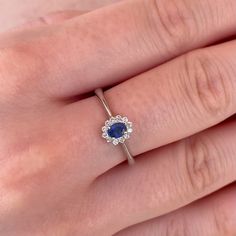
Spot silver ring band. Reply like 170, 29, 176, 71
95, 88, 135, 165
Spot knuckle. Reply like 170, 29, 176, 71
183, 135, 223, 194
213, 203, 236, 235
0, 44, 45, 98
182, 51, 233, 117
146, 0, 197, 50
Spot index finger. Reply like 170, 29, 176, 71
1, 0, 236, 98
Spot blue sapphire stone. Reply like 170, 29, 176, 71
107, 122, 127, 139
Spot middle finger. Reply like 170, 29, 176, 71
2, 0, 236, 98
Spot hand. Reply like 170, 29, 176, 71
0, 0, 236, 235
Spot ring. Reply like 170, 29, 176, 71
95, 88, 135, 165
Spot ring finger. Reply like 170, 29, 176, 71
62, 39, 236, 176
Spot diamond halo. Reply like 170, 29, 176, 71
102, 115, 133, 145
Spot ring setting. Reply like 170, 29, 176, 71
95, 88, 135, 165
102, 115, 133, 145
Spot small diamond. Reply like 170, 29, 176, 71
127, 128, 133, 133
127, 122, 132, 127
113, 139, 119, 145
106, 136, 113, 142
119, 137, 125, 143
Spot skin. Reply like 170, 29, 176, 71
0, 0, 119, 32
0, 0, 236, 235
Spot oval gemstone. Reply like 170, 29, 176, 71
107, 122, 127, 139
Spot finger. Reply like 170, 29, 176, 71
61, 40, 236, 175
115, 184, 236, 236
1, 0, 236, 97
89, 120, 236, 234
15, 10, 87, 30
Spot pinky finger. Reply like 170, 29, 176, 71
115, 183, 236, 236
